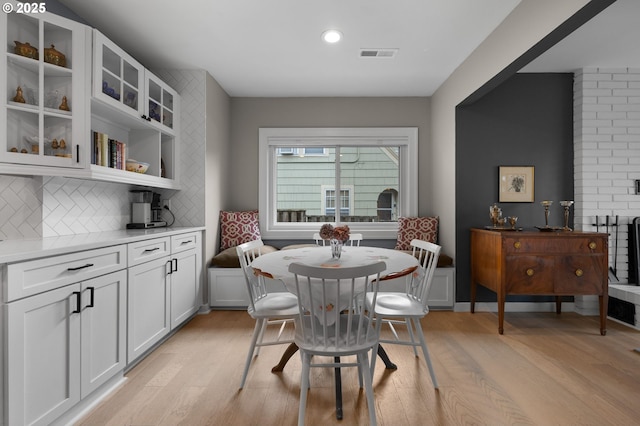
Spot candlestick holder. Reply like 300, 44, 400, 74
560, 200, 574, 231
540, 200, 553, 228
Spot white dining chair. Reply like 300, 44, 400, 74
366, 238, 441, 388
289, 261, 386, 426
313, 232, 363, 246
236, 239, 298, 389
347, 233, 363, 246
312, 232, 325, 246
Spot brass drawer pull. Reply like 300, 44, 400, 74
589, 242, 596, 250
575, 269, 583, 277
526, 268, 534, 276
514, 241, 521, 249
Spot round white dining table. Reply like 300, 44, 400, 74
251, 245, 419, 286
252, 245, 420, 326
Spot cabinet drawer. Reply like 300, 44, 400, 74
6, 245, 126, 302
505, 255, 555, 294
128, 237, 170, 266
555, 255, 606, 295
503, 236, 606, 255
171, 232, 199, 254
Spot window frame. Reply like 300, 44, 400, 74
258, 127, 418, 240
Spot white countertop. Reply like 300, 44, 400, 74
0, 227, 205, 264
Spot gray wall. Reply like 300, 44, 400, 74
455, 73, 575, 302
229, 97, 432, 215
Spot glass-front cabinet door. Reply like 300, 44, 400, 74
1, 9, 89, 168
92, 30, 144, 120
145, 71, 177, 135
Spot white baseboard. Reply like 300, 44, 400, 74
51, 374, 127, 425
454, 301, 579, 314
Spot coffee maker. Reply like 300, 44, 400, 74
127, 190, 167, 229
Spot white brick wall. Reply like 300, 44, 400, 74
574, 67, 640, 283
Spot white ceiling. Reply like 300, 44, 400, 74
520, 0, 640, 73
57, 0, 521, 97
56, 0, 639, 97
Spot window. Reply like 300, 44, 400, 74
259, 128, 418, 239
323, 186, 352, 216
277, 147, 325, 156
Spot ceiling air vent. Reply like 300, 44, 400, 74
359, 48, 398, 58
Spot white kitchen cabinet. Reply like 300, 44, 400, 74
5, 268, 126, 426
90, 30, 179, 189
127, 255, 171, 363
126, 236, 171, 363
91, 30, 144, 122
127, 232, 201, 362
0, 10, 180, 189
0, 228, 203, 425
80, 270, 127, 398
6, 284, 81, 426
169, 232, 202, 328
0, 5, 91, 171
144, 70, 177, 134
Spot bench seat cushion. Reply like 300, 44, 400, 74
211, 245, 279, 268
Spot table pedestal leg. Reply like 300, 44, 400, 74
334, 357, 343, 420
271, 343, 395, 421
271, 343, 298, 372
377, 344, 397, 370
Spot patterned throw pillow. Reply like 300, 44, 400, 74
394, 216, 439, 250
219, 211, 261, 250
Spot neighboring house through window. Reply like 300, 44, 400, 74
259, 127, 418, 239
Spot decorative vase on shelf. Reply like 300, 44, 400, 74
330, 238, 342, 259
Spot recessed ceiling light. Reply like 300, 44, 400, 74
322, 29, 343, 44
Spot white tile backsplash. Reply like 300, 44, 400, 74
42, 176, 130, 237
0, 175, 43, 239
154, 69, 206, 228
0, 175, 130, 240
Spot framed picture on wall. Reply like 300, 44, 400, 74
499, 166, 534, 202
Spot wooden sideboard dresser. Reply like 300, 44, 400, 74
470, 228, 608, 335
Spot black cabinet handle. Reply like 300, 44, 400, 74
86, 286, 95, 308
67, 263, 94, 271
143, 247, 160, 253
76, 145, 80, 163
166, 259, 173, 275
180, 240, 193, 245
72, 291, 82, 313
173, 258, 178, 273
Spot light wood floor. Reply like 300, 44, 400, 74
77, 310, 640, 425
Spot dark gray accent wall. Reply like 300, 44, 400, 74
455, 73, 574, 303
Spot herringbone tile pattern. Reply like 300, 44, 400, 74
156, 69, 207, 228
0, 175, 43, 239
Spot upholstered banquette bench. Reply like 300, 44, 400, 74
208, 212, 455, 310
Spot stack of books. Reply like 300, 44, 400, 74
92, 131, 126, 170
